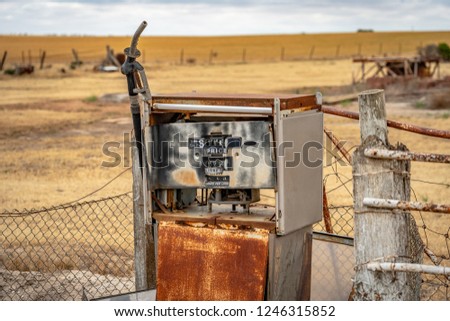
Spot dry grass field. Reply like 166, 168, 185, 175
2, 31, 450, 66
0, 32, 449, 296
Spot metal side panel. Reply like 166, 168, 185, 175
311, 232, 355, 301
275, 108, 323, 235
266, 226, 311, 300
156, 222, 269, 301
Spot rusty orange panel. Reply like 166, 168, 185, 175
156, 222, 269, 301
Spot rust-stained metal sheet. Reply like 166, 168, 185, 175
153, 212, 276, 230
156, 222, 269, 301
152, 93, 319, 112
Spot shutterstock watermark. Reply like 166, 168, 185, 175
101, 132, 349, 169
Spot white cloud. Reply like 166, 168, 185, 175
0, 1, 449, 35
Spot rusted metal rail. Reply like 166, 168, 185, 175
324, 127, 352, 163
321, 105, 450, 140
322, 185, 334, 234
367, 262, 450, 276
364, 148, 450, 164
363, 197, 450, 214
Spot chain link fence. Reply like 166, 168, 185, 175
0, 193, 135, 301
314, 205, 354, 237
1, 189, 448, 300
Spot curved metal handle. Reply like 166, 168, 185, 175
129, 21, 148, 58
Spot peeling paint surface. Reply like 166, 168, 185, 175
156, 222, 269, 301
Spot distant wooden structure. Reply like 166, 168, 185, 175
352, 56, 440, 84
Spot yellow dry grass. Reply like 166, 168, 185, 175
1, 31, 450, 66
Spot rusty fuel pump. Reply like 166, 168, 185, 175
122, 21, 324, 301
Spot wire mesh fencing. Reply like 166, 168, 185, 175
314, 205, 354, 237
0, 192, 135, 301
314, 203, 449, 301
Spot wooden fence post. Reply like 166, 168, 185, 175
309, 45, 315, 60
0, 51, 7, 71
132, 140, 147, 291
40, 51, 46, 70
352, 89, 423, 300
72, 48, 80, 65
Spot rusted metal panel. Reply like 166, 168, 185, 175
363, 197, 450, 214
152, 212, 276, 230
364, 147, 450, 164
152, 93, 320, 112
156, 222, 269, 301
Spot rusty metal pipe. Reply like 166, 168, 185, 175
367, 262, 450, 276
324, 127, 352, 163
321, 105, 450, 140
322, 184, 334, 234
364, 148, 450, 163
363, 197, 450, 214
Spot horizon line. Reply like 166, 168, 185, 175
1, 29, 450, 38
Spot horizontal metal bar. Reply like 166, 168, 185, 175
367, 262, 450, 276
364, 148, 450, 164
363, 197, 450, 214
321, 105, 450, 140
312, 231, 354, 246
153, 103, 272, 114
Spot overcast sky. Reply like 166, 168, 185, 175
1, 0, 449, 36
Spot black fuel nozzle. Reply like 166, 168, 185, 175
122, 21, 148, 170
122, 21, 148, 97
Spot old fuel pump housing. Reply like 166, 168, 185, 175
145, 93, 323, 300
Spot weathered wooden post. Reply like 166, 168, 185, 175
39, 51, 46, 70
132, 139, 147, 291
309, 45, 315, 60
72, 48, 81, 66
352, 89, 423, 300
0, 51, 7, 71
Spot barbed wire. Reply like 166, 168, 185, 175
411, 178, 450, 188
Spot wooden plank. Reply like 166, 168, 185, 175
132, 141, 148, 291
298, 232, 313, 300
